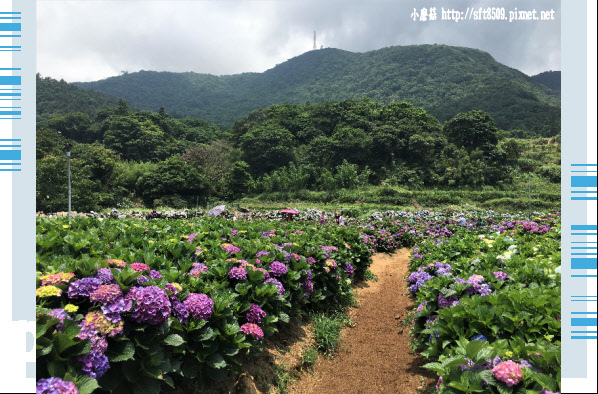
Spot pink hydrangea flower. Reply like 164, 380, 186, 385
240, 323, 264, 340
492, 360, 523, 387
129, 262, 150, 272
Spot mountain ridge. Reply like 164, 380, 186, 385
69, 44, 560, 131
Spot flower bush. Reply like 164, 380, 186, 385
34, 211, 560, 393
409, 215, 561, 393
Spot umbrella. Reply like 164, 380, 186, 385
280, 209, 299, 215
208, 205, 226, 218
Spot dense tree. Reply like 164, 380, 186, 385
229, 161, 253, 198
136, 156, 206, 205
182, 140, 235, 196
103, 116, 170, 162
43, 113, 95, 143
240, 123, 295, 176
443, 110, 499, 155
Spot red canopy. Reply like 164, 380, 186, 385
280, 209, 299, 215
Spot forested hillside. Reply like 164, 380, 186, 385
531, 71, 561, 92
35, 96, 560, 212
36, 74, 125, 121
73, 45, 560, 132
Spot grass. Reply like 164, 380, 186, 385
300, 346, 318, 369
273, 362, 294, 394
310, 312, 353, 358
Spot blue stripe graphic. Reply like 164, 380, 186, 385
572, 318, 598, 326
0, 23, 20, 31
572, 176, 598, 188
0, 76, 21, 85
0, 150, 21, 160
572, 225, 598, 230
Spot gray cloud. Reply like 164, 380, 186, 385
37, 0, 560, 82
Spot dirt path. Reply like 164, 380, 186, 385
288, 249, 435, 394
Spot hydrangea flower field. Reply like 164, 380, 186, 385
35, 212, 561, 394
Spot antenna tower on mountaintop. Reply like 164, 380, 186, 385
313, 31, 316, 50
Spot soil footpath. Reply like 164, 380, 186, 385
288, 248, 435, 394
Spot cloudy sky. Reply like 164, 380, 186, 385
36, 0, 561, 82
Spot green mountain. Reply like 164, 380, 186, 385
73, 45, 560, 131
531, 71, 561, 92
36, 74, 126, 121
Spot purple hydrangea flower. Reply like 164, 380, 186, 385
457, 358, 476, 371
101, 298, 133, 323
320, 245, 338, 253
467, 275, 485, 284
229, 266, 248, 280
302, 280, 314, 293
246, 304, 267, 324
256, 250, 269, 258
407, 268, 434, 292
221, 243, 241, 254
165, 283, 179, 298
493, 271, 508, 281
125, 286, 171, 325
89, 284, 123, 304
47, 309, 72, 332
269, 261, 288, 277
36, 378, 79, 394
435, 268, 449, 276
67, 277, 102, 299
435, 376, 442, 391
78, 352, 110, 379
137, 275, 149, 284
478, 284, 493, 297
95, 268, 115, 284
417, 301, 427, 313
90, 335, 108, 354
240, 323, 264, 340
520, 359, 534, 369
183, 293, 214, 320
344, 262, 355, 277
438, 293, 459, 308
307, 269, 312, 280
149, 270, 162, 279
189, 262, 209, 277
264, 278, 285, 295
172, 300, 189, 323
